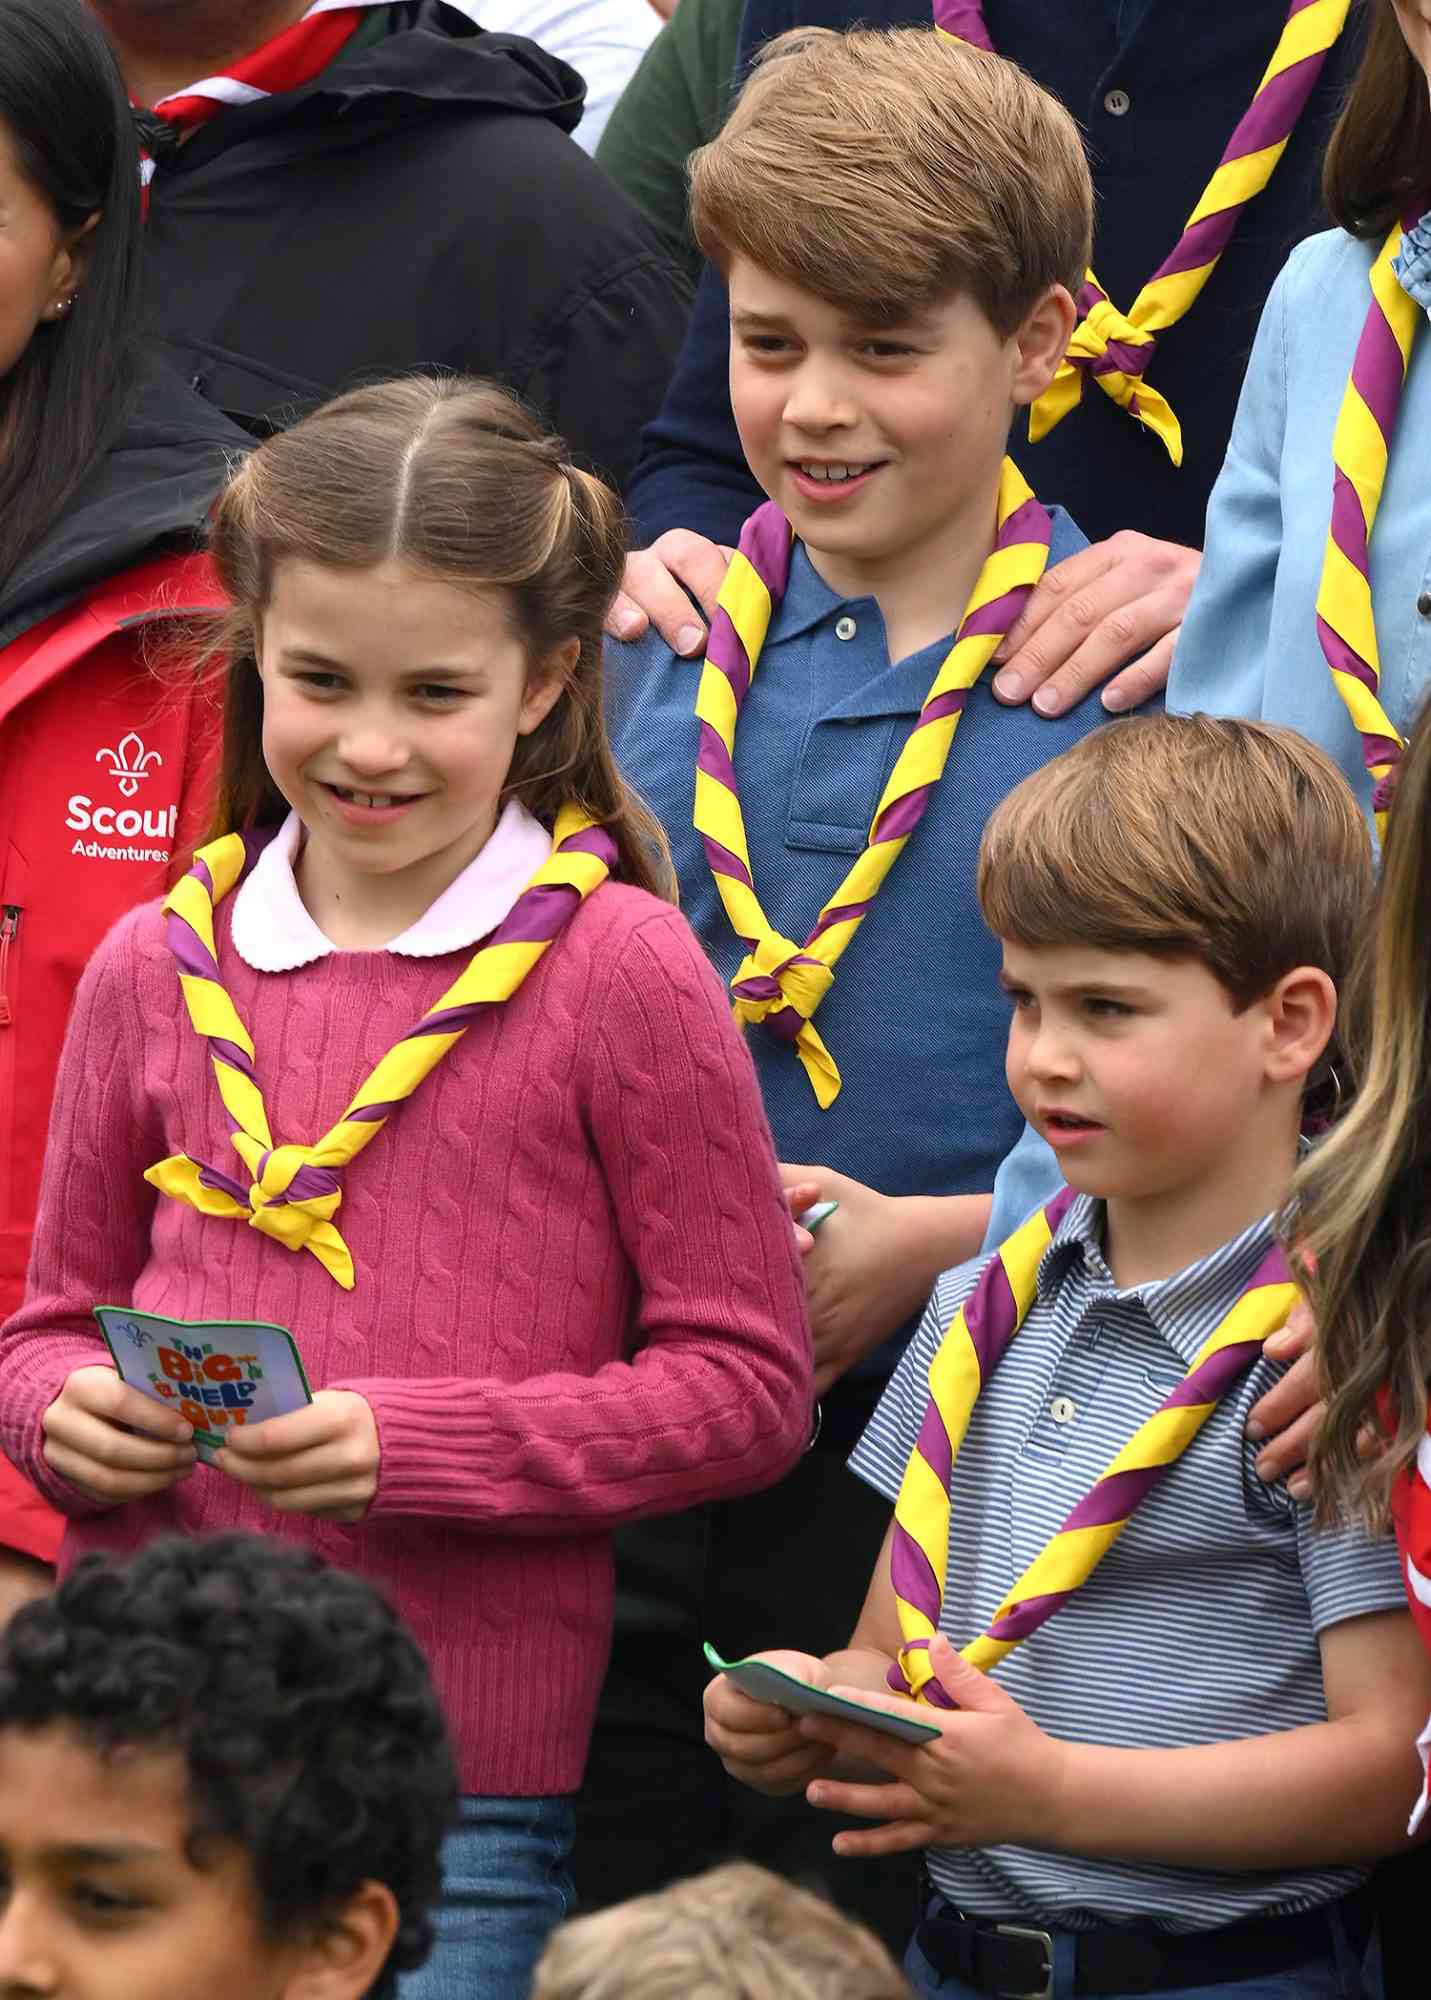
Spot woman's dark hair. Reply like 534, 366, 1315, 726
0, 0, 142, 584
0, 1534, 458, 1996
1324, 0, 1431, 238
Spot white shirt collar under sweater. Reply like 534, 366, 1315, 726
230, 800, 554, 970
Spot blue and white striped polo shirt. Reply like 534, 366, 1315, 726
850, 1193, 1409, 1933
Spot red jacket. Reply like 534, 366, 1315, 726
0, 359, 240, 1562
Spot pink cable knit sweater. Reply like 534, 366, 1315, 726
0, 883, 812, 1794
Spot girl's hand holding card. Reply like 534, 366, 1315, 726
42, 1364, 196, 1507
218, 1388, 380, 1524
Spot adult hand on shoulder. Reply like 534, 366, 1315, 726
990, 531, 1201, 717
779, 1165, 952, 1395
605, 529, 733, 655
1247, 1298, 1323, 1501
217, 1388, 379, 1524
703, 1650, 838, 1797
42, 1364, 196, 1506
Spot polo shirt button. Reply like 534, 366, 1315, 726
1103, 87, 1131, 117
1418, 590, 1431, 617
835, 615, 857, 641
1050, 1395, 1077, 1426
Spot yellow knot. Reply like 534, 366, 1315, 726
729, 933, 834, 1033
1030, 296, 1183, 464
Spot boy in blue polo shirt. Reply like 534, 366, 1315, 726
705, 715, 1430, 1999
584, 22, 1115, 1933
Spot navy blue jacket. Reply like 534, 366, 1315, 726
626, 0, 1366, 549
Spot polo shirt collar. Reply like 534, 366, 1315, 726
773, 543, 965, 723
1035, 1190, 1282, 1368
230, 798, 553, 970
1393, 207, 1431, 317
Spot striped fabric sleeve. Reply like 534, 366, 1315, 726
849, 1260, 981, 1503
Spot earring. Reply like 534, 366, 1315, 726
53, 294, 77, 318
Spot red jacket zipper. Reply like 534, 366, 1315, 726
0, 906, 19, 1027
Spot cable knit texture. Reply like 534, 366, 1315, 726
0, 884, 812, 1794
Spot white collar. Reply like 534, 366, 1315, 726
229, 800, 554, 971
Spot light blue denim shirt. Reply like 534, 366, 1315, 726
983, 218, 1431, 1254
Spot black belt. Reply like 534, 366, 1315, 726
914, 1884, 1375, 1997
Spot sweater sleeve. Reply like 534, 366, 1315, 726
0, 914, 164, 1517
351, 904, 814, 1533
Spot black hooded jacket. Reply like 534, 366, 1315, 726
138, 0, 690, 488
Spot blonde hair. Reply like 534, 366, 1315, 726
689, 27, 1092, 334
203, 375, 673, 899
1297, 708, 1431, 1528
531, 1863, 910, 2000
977, 715, 1371, 1028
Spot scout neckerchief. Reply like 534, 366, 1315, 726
695, 459, 1050, 1110
145, 806, 615, 1291
888, 1189, 1297, 1704
937, 0, 1351, 463
135, 0, 396, 197
1314, 213, 1425, 843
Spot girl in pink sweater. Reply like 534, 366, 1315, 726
0, 378, 812, 1999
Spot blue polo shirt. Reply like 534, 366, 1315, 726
605, 505, 1106, 1372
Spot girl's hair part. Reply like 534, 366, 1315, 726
1295, 705, 1431, 1528
0, 0, 142, 585
205, 375, 673, 900
1323, 0, 1431, 238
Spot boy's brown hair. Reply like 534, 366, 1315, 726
530, 1861, 910, 2000
689, 26, 1092, 334
976, 714, 1372, 1013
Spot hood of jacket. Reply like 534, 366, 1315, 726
164, 0, 586, 172
0, 355, 244, 654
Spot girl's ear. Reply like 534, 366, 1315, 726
1009, 283, 1077, 408
283, 1880, 400, 2000
49, 209, 100, 315
1263, 966, 1338, 1087
518, 635, 580, 737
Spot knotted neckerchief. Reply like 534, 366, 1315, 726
135, 0, 395, 196
937, 0, 1351, 462
145, 806, 616, 1290
695, 459, 1050, 1109
1314, 214, 1424, 843
889, 1189, 1297, 1704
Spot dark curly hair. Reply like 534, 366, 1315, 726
0, 1534, 457, 1996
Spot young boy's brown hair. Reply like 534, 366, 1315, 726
688, 26, 1092, 334
977, 713, 1373, 1013
530, 1861, 909, 2000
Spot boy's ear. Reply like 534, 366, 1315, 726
1261, 966, 1337, 1087
1009, 284, 1077, 408
284, 1881, 401, 2000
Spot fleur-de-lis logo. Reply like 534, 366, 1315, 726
96, 731, 163, 797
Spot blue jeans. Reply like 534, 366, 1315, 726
397, 1794, 574, 2000
903, 1905, 1381, 2000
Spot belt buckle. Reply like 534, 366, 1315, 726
994, 1923, 1054, 2000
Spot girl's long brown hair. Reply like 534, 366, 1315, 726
1323, 1, 1431, 239
1296, 709, 1431, 1528
205, 375, 673, 900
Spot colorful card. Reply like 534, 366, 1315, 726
703, 1642, 941, 1744
95, 1306, 313, 1466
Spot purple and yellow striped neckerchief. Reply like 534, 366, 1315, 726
695, 459, 1050, 1109
938, 0, 1350, 462
144, 805, 616, 1290
889, 1189, 1297, 1703
1314, 214, 1423, 843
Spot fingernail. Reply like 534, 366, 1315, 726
1255, 1451, 1276, 1482
993, 671, 1023, 701
1245, 1418, 1266, 1442
1288, 1473, 1312, 1502
613, 608, 641, 640
1032, 686, 1061, 716
991, 639, 1010, 663
676, 624, 703, 656
1101, 684, 1129, 712
808, 1784, 825, 1805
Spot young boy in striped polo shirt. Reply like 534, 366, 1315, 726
705, 715, 1431, 2000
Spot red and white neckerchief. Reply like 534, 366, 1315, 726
136, 0, 396, 197
1392, 1427, 1431, 1832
